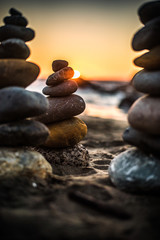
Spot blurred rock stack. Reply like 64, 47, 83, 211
35, 60, 90, 168
109, 1, 160, 192
0, 8, 52, 178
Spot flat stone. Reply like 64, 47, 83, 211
138, 1, 160, 24
3, 16, 28, 27
0, 120, 49, 146
36, 94, 85, 124
0, 59, 40, 88
42, 80, 78, 97
43, 117, 87, 148
9, 8, 22, 16
132, 69, 160, 95
128, 95, 160, 135
0, 25, 35, 42
0, 148, 52, 179
0, 38, 30, 59
123, 127, 160, 155
109, 148, 160, 192
52, 60, 68, 72
0, 87, 48, 123
132, 17, 160, 51
46, 67, 74, 86
34, 143, 90, 167
134, 46, 160, 70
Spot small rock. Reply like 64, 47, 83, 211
0, 59, 40, 88
132, 17, 160, 51
134, 46, 160, 70
0, 38, 30, 59
52, 60, 68, 72
43, 117, 87, 148
46, 67, 74, 86
3, 16, 28, 27
0, 120, 49, 146
9, 8, 22, 16
132, 69, 160, 95
138, 1, 160, 24
34, 143, 90, 167
0, 25, 35, 42
0, 148, 52, 179
128, 95, 160, 135
109, 148, 160, 192
0, 87, 48, 123
36, 94, 85, 124
42, 80, 78, 97
123, 127, 160, 155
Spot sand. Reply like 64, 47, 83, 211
0, 116, 160, 240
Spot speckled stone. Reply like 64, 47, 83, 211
138, 1, 160, 24
9, 8, 22, 16
43, 117, 87, 148
0, 38, 30, 59
0, 148, 52, 179
46, 67, 74, 86
0, 25, 35, 42
109, 148, 160, 192
132, 69, 160, 95
128, 95, 160, 135
0, 87, 48, 123
123, 127, 160, 155
3, 16, 28, 27
34, 143, 90, 167
0, 120, 49, 146
52, 60, 68, 72
132, 17, 160, 51
134, 46, 160, 70
36, 94, 85, 124
43, 80, 78, 97
0, 59, 40, 88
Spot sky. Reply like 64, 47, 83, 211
0, 0, 151, 81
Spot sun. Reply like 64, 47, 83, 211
72, 70, 80, 79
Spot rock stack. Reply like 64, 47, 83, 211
35, 60, 90, 168
0, 8, 52, 178
109, 1, 160, 192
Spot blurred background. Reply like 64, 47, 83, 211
0, 0, 149, 120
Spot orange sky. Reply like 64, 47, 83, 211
0, 0, 147, 81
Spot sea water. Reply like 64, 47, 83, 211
27, 79, 127, 121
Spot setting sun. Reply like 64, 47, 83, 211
72, 70, 81, 79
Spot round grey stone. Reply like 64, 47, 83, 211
0, 25, 35, 42
132, 69, 160, 95
132, 17, 160, 51
109, 148, 160, 192
0, 38, 30, 59
123, 127, 160, 155
0, 87, 48, 123
0, 148, 52, 179
138, 1, 160, 24
0, 120, 49, 146
42, 80, 78, 97
128, 95, 160, 135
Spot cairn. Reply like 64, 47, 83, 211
109, 1, 160, 192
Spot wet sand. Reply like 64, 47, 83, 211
0, 116, 160, 240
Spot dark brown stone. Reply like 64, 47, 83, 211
52, 60, 68, 72
138, 1, 160, 24
43, 80, 78, 97
3, 16, 28, 27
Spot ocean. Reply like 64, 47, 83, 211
27, 79, 127, 121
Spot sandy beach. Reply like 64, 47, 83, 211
0, 115, 160, 240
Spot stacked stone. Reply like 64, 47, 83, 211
109, 1, 160, 192
36, 60, 87, 148
0, 8, 52, 178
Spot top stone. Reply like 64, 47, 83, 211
138, 1, 160, 24
9, 8, 22, 16
52, 60, 68, 72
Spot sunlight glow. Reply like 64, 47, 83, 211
72, 70, 81, 79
